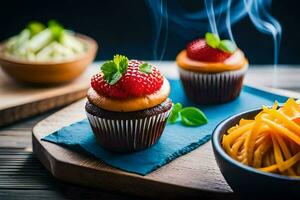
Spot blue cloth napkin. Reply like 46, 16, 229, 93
43, 80, 288, 175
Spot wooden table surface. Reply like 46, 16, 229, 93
1, 62, 300, 200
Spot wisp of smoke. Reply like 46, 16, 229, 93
145, 0, 282, 87
145, 0, 249, 59
145, 0, 168, 60
243, 0, 281, 86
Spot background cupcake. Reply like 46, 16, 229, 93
176, 33, 248, 105
86, 55, 172, 153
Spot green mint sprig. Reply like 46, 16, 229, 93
168, 103, 182, 123
205, 32, 237, 53
101, 54, 128, 85
168, 103, 208, 127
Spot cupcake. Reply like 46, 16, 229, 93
176, 32, 248, 105
86, 54, 172, 153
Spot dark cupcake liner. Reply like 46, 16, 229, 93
179, 65, 248, 105
86, 109, 171, 153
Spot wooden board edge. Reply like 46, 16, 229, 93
0, 90, 87, 127
32, 131, 233, 198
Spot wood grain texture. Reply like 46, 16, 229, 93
0, 148, 135, 200
0, 63, 97, 127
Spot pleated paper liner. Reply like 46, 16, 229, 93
179, 65, 248, 105
86, 110, 171, 153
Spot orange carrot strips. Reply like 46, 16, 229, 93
222, 99, 300, 177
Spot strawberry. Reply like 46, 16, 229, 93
91, 73, 130, 99
186, 38, 232, 62
121, 60, 164, 97
91, 55, 164, 99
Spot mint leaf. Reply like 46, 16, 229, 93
101, 61, 118, 80
167, 103, 208, 127
100, 54, 128, 85
218, 40, 237, 53
109, 71, 122, 85
139, 63, 152, 74
205, 32, 237, 53
180, 107, 208, 126
168, 103, 183, 123
113, 54, 128, 73
118, 56, 128, 74
205, 32, 220, 48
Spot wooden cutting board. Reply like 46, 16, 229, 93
0, 64, 97, 126
32, 99, 234, 199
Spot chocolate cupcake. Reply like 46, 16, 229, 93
86, 55, 172, 153
176, 32, 248, 105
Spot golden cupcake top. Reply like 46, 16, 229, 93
88, 54, 170, 112
87, 78, 170, 112
176, 32, 248, 73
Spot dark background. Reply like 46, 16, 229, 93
0, 0, 299, 64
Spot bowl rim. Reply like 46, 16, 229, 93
0, 33, 98, 65
212, 107, 300, 182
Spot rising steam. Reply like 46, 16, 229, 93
145, 0, 168, 60
145, 0, 282, 86
243, 0, 281, 86
205, 0, 218, 35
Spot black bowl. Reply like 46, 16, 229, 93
212, 108, 300, 199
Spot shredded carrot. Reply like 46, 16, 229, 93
222, 98, 300, 177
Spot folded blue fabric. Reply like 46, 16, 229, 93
43, 80, 287, 175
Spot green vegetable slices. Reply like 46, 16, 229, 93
4, 20, 86, 61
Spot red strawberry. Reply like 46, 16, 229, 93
91, 60, 164, 99
121, 60, 164, 97
186, 39, 231, 62
91, 74, 130, 99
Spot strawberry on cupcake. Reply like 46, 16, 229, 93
176, 32, 248, 104
86, 54, 172, 152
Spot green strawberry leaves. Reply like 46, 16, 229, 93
101, 61, 117, 77
109, 71, 122, 85
139, 63, 152, 74
205, 32, 220, 48
100, 55, 153, 85
168, 103, 208, 127
218, 40, 237, 54
113, 54, 128, 74
100, 54, 128, 85
205, 32, 237, 53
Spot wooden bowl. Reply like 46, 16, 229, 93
0, 34, 98, 85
